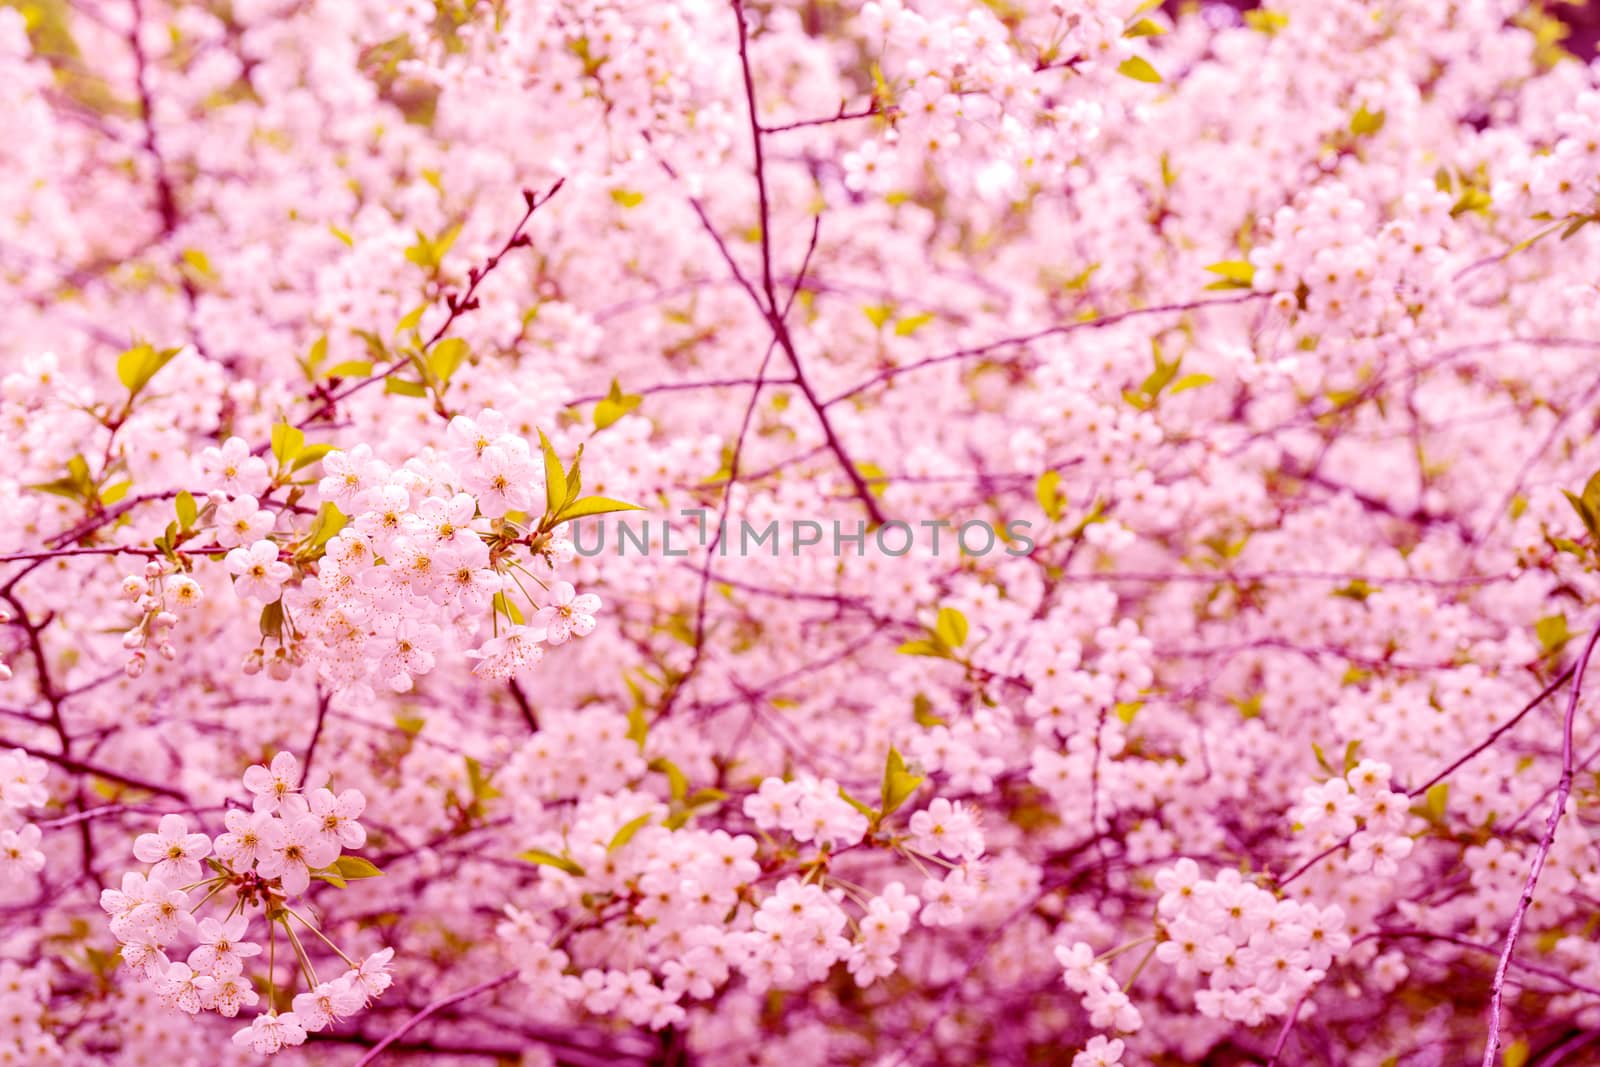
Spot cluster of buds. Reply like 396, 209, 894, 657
118, 561, 203, 677
241, 643, 305, 682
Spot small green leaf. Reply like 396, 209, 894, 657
325, 360, 374, 380
516, 848, 586, 877
395, 304, 428, 335
649, 757, 689, 802
270, 422, 305, 466
893, 311, 936, 337
881, 747, 924, 817
305, 502, 347, 551
1349, 105, 1386, 137
1116, 56, 1162, 83
333, 856, 384, 879
99, 480, 131, 506
1343, 740, 1362, 775
1036, 470, 1063, 521
291, 443, 336, 472
1244, 9, 1289, 33
1114, 701, 1143, 725
176, 491, 198, 529
1124, 17, 1165, 37
594, 378, 643, 431
934, 607, 968, 649
610, 188, 646, 208
897, 638, 949, 659
427, 338, 470, 384
1536, 614, 1571, 654
863, 303, 896, 330
608, 813, 652, 852
384, 377, 428, 398
1424, 782, 1449, 823
839, 786, 879, 820
116, 343, 181, 400
493, 591, 525, 625
1168, 373, 1214, 395
1204, 260, 1256, 288
538, 430, 567, 517
1503, 1038, 1529, 1067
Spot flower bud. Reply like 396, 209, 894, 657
241, 648, 264, 675
122, 628, 146, 650
157, 642, 177, 661
124, 653, 146, 679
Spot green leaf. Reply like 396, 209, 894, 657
516, 848, 586, 877
403, 222, 463, 272
1116, 56, 1162, 83
538, 430, 568, 516
564, 447, 583, 504
1114, 701, 1143, 725
116, 343, 181, 399
427, 337, 470, 384
291, 443, 336, 472
270, 422, 305, 466
1536, 613, 1571, 655
1503, 1039, 1529, 1067
303, 336, 329, 376
176, 490, 198, 529
1124, 17, 1165, 37
894, 311, 936, 337
384, 377, 428, 398
608, 813, 652, 852
325, 360, 374, 380
1204, 260, 1256, 288
1244, 9, 1289, 33
896, 638, 949, 659
1036, 470, 1063, 521
1424, 782, 1449, 823
99, 480, 131, 506
880, 747, 924, 818
259, 599, 286, 642
626, 704, 650, 750
839, 786, 879, 820
686, 787, 728, 807
556, 495, 643, 524
649, 757, 689, 802
934, 607, 968, 649
333, 856, 384, 879
1333, 579, 1378, 601
395, 303, 429, 335
610, 188, 646, 208
493, 591, 525, 625
1349, 106, 1386, 137
862, 303, 895, 330
305, 502, 347, 551
1168, 373, 1214, 395
1343, 740, 1362, 775
594, 378, 643, 431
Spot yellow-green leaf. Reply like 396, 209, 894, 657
880, 747, 923, 817
516, 848, 586, 876
608, 813, 652, 852
1116, 56, 1162, 83
935, 607, 968, 649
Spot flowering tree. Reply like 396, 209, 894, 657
3, 0, 1600, 1064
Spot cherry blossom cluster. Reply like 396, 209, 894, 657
101, 752, 393, 1055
